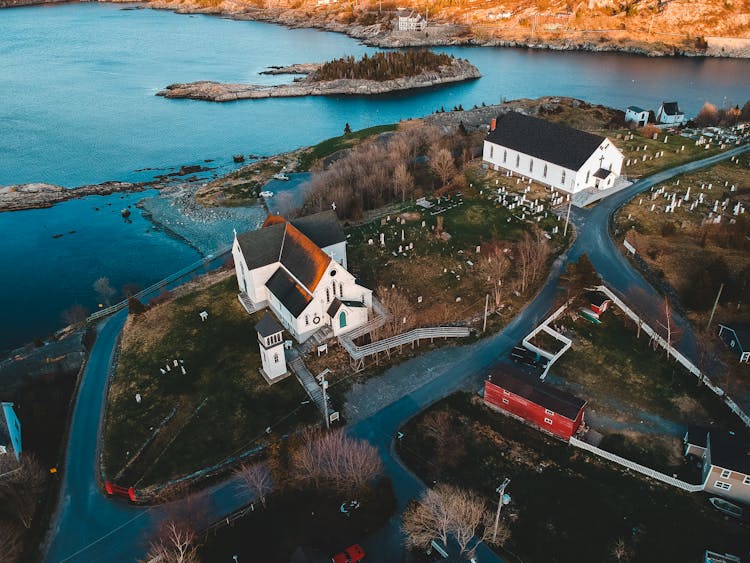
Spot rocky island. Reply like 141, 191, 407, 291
0, 181, 151, 212
157, 51, 480, 102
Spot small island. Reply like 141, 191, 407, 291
157, 50, 481, 102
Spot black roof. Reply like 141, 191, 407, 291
327, 298, 365, 317
593, 168, 611, 179
627, 106, 647, 113
709, 431, 750, 475
685, 426, 709, 448
291, 210, 346, 249
486, 112, 606, 171
585, 291, 611, 307
720, 324, 750, 347
255, 312, 284, 337
660, 101, 682, 116
488, 364, 586, 420
266, 267, 312, 317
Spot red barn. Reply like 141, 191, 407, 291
484, 365, 587, 441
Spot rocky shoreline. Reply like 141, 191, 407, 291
157, 58, 480, 102
0, 181, 153, 212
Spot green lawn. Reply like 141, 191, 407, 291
298, 123, 398, 171
103, 274, 316, 488
399, 393, 749, 563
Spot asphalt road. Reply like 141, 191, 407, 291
42, 144, 749, 563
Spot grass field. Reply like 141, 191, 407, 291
297, 123, 399, 171
103, 273, 316, 488
399, 393, 750, 563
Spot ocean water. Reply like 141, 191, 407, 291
1, 3, 749, 351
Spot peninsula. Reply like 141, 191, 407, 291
157, 51, 480, 102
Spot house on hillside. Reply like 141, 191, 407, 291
717, 324, 750, 363
684, 427, 750, 504
0, 402, 22, 461
482, 112, 624, 194
656, 101, 685, 125
625, 106, 650, 127
232, 211, 372, 346
396, 9, 427, 31
484, 365, 587, 440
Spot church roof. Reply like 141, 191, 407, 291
486, 112, 606, 172
266, 267, 313, 317
235, 211, 338, 293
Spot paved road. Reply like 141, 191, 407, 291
42, 145, 748, 563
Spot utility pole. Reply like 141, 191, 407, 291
563, 197, 572, 237
706, 283, 724, 331
316, 368, 331, 430
493, 478, 510, 542
483, 294, 489, 332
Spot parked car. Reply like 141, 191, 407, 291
510, 346, 548, 369
332, 544, 365, 563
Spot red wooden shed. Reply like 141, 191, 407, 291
484, 365, 587, 441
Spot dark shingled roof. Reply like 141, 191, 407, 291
709, 431, 750, 475
291, 210, 346, 249
486, 112, 606, 171
685, 426, 709, 448
255, 312, 284, 337
235, 211, 340, 292
660, 101, 682, 116
593, 168, 611, 179
327, 298, 365, 317
488, 364, 586, 420
236, 222, 286, 271
266, 267, 313, 317
628, 106, 647, 113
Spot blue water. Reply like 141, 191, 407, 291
1, 3, 749, 352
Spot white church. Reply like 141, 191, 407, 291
482, 112, 624, 194
232, 211, 372, 382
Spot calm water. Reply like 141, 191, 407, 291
1, 3, 749, 351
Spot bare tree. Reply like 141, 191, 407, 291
291, 428, 382, 496
402, 484, 494, 559
61, 303, 89, 325
429, 147, 457, 189
375, 285, 416, 338
477, 243, 510, 307
93, 276, 117, 306
610, 537, 632, 562
0, 521, 23, 563
234, 462, 273, 508
392, 162, 415, 202
0, 455, 46, 529
142, 521, 200, 563
516, 229, 551, 295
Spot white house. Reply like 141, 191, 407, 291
482, 112, 624, 194
232, 210, 372, 344
656, 101, 685, 125
685, 427, 750, 505
625, 106, 650, 127
396, 10, 426, 31
0, 402, 22, 461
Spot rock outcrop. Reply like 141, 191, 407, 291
0, 181, 149, 212
157, 58, 481, 102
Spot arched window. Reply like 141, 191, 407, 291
515, 154, 520, 168
339, 282, 343, 297
503, 150, 507, 163
305, 315, 309, 326
339, 311, 347, 328
543, 164, 548, 178
326, 288, 330, 302
529, 159, 533, 173
585, 171, 590, 183
490, 145, 494, 159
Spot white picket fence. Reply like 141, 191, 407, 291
594, 285, 750, 428
569, 436, 704, 492
521, 301, 573, 379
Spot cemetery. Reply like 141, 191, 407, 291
102, 272, 316, 490
398, 392, 749, 563
615, 152, 750, 382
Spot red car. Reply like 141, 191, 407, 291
331, 544, 365, 563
